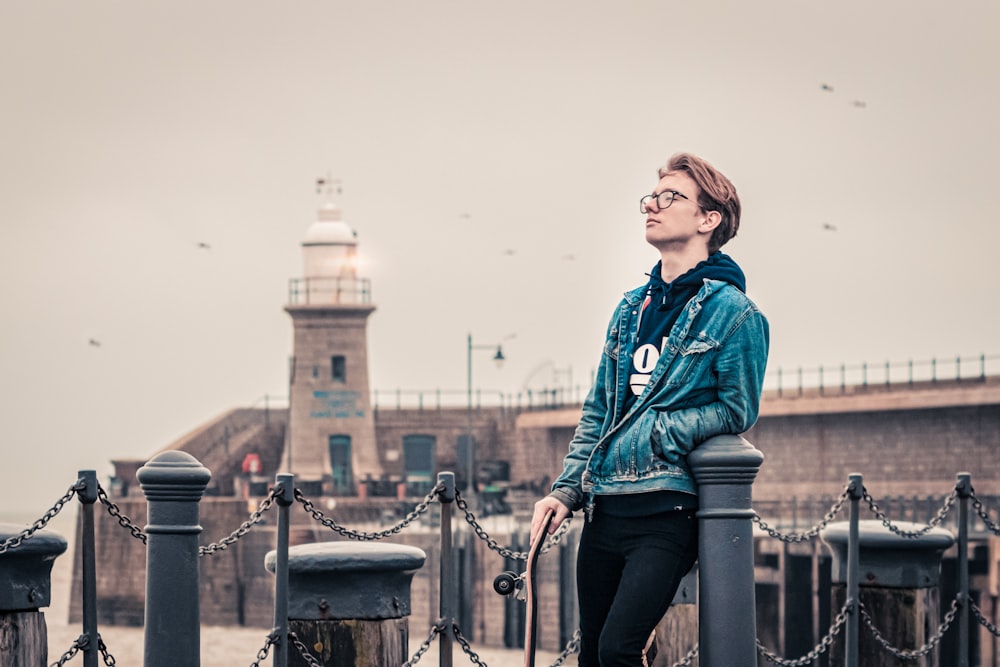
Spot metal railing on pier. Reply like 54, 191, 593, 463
2, 437, 998, 666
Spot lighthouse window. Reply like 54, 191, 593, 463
331, 355, 346, 382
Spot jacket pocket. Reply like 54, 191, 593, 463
663, 333, 720, 387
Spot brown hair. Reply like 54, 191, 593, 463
659, 153, 741, 252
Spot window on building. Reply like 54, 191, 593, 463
328, 435, 353, 496
331, 355, 346, 382
403, 434, 436, 496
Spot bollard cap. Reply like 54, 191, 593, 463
137, 450, 212, 501
821, 520, 954, 588
0, 523, 68, 611
265, 542, 427, 620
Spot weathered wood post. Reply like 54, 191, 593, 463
0, 523, 67, 666
265, 542, 427, 667
688, 433, 764, 667
823, 519, 954, 667
137, 450, 212, 667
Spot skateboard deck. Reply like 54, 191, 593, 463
523, 508, 554, 667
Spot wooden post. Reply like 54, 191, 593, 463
823, 519, 954, 667
265, 541, 426, 667
0, 523, 68, 667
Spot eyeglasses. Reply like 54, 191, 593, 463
639, 190, 693, 214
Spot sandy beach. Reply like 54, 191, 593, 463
40, 510, 566, 667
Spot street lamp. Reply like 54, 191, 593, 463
465, 333, 506, 497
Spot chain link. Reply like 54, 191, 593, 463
295, 483, 443, 540
549, 628, 581, 667
199, 487, 278, 555
1, 482, 80, 555
97, 636, 117, 666
859, 596, 960, 659
452, 621, 490, 667
972, 600, 1000, 637
402, 618, 448, 667
248, 631, 278, 667
862, 487, 957, 538
753, 487, 851, 543
970, 490, 1000, 535
50, 634, 86, 667
97, 484, 148, 544
664, 642, 699, 667
757, 599, 853, 666
288, 630, 324, 667
454, 489, 571, 561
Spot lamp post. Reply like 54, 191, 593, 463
465, 333, 506, 498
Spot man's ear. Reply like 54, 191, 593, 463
699, 210, 722, 235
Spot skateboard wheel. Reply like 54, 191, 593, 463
493, 571, 518, 596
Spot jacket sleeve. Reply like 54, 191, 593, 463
654, 306, 769, 462
548, 310, 617, 510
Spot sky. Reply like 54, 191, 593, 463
1, 1, 998, 515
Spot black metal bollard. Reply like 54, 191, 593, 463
687, 433, 764, 667
0, 523, 67, 666
137, 450, 212, 667
823, 519, 954, 667
265, 541, 427, 666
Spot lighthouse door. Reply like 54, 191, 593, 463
328, 435, 353, 495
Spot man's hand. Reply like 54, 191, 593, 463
530, 495, 572, 545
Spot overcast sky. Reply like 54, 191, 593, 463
2, 1, 997, 514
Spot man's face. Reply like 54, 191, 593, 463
643, 171, 711, 252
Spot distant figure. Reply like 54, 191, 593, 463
197, 242, 212, 250
823, 222, 838, 231
821, 83, 834, 92
531, 152, 769, 666
88, 338, 101, 347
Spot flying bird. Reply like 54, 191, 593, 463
822, 223, 838, 232
821, 83, 834, 92
88, 338, 102, 347
197, 242, 212, 250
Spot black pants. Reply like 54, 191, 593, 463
576, 508, 698, 666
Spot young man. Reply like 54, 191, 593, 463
530, 153, 769, 666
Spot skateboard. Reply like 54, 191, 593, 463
493, 508, 554, 667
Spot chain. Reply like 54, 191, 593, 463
97, 484, 148, 544
753, 487, 851, 543
859, 596, 960, 659
549, 628, 581, 667
97, 636, 117, 666
288, 631, 324, 667
452, 621, 489, 667
454, 489, 571, 561
666, 643, 699, 667
295, 483, 442, 540
1, 482, 80, 555
248, 631, 278, 667
861, 487, 957, 538
972, 600, 1000, 637
757, 599, 853, 666
50, 634, 86, 667
199, 487, 278, 555
402, 618, 448, 667
970, 490, 1000, 535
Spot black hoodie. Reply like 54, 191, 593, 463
625, 252, 746, 407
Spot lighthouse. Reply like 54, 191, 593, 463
284, 199, 381, 494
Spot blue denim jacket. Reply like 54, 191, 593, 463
550, 278, 769, 511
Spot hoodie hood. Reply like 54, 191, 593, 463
645, 251, 746, 312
